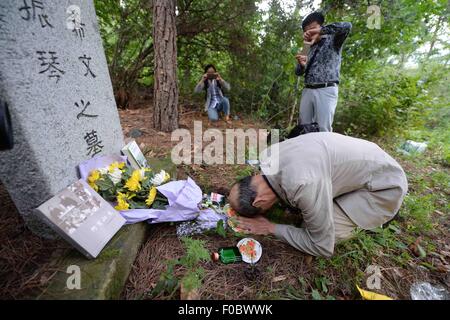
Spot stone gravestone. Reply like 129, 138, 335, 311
0, 0, 124, 238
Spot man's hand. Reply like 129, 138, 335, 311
303, 27, 321, 42
216, 73, 222, 82
308, 33, 321, 44
296, 54, 307, 67
235, 216, 276, 235
202, 73, 208, 81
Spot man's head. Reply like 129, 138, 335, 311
228, 175, 278, 218
204, 64, 217, 74
301, 11, 325, 32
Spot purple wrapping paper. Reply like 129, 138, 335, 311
78, 155, 220, 226
120, 177, 203, 224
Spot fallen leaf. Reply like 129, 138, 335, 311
272, 275, 287, 283
305, 255, 313, 266
356, 285, 393, 300
434, 261, 450, 273
417, 244, 427, 258
409, 237, 427, 258
392, 267, 404, 278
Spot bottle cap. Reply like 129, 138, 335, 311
211, 252, 219, 262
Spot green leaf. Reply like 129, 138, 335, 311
417, 244, 427, 258
216, 219, 226, 238
179, 237, 210, 268
151, 199, 168, 209
96, 176, 114, 191
129, 201, 148, 209
311, 289, 323, 300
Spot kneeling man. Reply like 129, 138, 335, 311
228, 133, 408, 257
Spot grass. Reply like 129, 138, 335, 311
145, 237, 210, 299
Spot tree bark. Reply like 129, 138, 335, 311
153, 0, 179, 132
427, 15, 443, 59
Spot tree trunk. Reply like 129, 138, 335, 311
427, 15, 443, 59
152, 0, 179, 132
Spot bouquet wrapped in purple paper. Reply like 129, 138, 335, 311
78, 155, 219, 226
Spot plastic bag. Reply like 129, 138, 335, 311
398, 140, 427, 155
176, 208, 227, 237
410, 282, 450, 300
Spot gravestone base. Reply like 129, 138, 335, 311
37, 223, 147, 300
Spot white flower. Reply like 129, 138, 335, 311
98, 167, 108, 175
139, 168, 147, 180
151, 170, 166, 186
108, 167, 122, 185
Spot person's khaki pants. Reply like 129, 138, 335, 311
299, 201, 357, 242
333, 201, 357, 242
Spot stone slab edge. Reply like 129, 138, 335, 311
37, 222, 147, 300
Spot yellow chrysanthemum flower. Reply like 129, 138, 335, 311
125, 170, 143, 192
164, 172, 170, 183
145, 187, 157, 207
132, 169, 144, 181
87, 170, 101, 191
125, 177, 140, 192
108, 161, 126, 173
114, 192, 130, 211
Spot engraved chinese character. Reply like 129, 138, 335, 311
66, 5, 85, 39
84, 130, 104, 157
19, 0, 53, 28
36, 51, 65, 82
79, 55, 96, 78
75, 99, 98, 119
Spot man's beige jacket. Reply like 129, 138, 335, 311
260, 133, 408, 257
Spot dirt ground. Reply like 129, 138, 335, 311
0, 182, 70, 299
122, 224, 311, 300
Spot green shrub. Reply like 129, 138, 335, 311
334, 66, 430, 137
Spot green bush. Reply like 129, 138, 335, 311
334, 66, 430, 137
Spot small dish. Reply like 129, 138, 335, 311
237, 238, 262, 264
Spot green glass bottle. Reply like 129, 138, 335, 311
211, 247, 243, 264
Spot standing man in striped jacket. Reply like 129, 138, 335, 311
295, 11, 352, 132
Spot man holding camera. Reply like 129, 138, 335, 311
194, 64, 231, 123
295, 11, 352, 132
